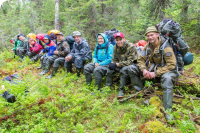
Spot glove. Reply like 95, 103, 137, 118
109, 63, 117, 70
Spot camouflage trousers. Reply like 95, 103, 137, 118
106, 65, 130, 86
16, 49, 27, 59
46, 55, 65, 68
64, 56, 91, 68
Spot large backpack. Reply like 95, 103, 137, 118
104, 28, 120, 45
65, 35, 75, 50
157, 19, 191, 75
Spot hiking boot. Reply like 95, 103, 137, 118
37, 61, 44, 69
67, 67, 72, 73
38, 70, 46, 75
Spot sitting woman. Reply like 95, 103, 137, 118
27, 37, 43, 62
38, 35, 57, 75
84, 33, 114, 91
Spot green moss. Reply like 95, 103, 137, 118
140, 121, 175, 133
149, 96, 164, 118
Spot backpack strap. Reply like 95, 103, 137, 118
96, 42, 110, 55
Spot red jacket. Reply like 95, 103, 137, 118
29, 42, 43, 54
36, 34, 47, 42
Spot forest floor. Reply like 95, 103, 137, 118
0, 50, 200, 133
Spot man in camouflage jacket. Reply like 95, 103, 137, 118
128, 26, 177, 120
46, 32, 70, 79
106, 32, 138, 98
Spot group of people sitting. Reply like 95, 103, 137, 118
10, 26, 178, 120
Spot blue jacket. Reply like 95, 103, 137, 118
43, 35, 57, 57
68, 38, 92, 61
93, 33, 114, 66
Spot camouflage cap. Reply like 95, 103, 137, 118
144, 26, 159, 36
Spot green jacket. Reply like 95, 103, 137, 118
13, 39, 21, 50
112, 40, 138, 67
18, 38, 28, 50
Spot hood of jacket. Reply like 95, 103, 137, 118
96, 33, 108, 48
44, 35, 51, 45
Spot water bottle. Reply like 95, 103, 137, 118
177, 51, 184, 71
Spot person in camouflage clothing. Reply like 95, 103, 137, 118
16, 34, 29, 59
128, 26, 177, 120
65, 31, 92, 77
106, 32, 138, 98
45, 32, 70, 79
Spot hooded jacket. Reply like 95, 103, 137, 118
42, 35, 57, 57
29, 42, 43, 54
13, 39, 21, 50
93, 33, 114, 66
68, 38, 92, 61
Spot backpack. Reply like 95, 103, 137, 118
3, 74, 23, 84
158, 19, 191, 75
104, 28, 120, 45
96, 42, 110, 55
65, 35, 75, 50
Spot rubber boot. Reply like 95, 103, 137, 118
163, 90, 173, 120
106, 76, 113, 86
67, 67, 72, 73
46, 67, 58, 79
117, 77, 127, 99
91, 78, 102, 95
129, 75, 143, 93
38, 63, 48, 75
76, 68, 81, 77
85, 74, 92, 85
37, 61, 43, 69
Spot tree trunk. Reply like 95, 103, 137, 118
55, 0, 59, 30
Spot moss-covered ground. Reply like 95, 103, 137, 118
0, 50, 200, 133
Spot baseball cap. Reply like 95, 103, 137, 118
114, 32, 125, 38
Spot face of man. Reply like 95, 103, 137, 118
19, 36, 24, 41
57, 35, 64, 42
44, 39, 49, 43
146, 32, 159, 45
97, 35, 104, 45
74, 36, 82, 44
28, 38, 35, 45
115, 36, 125, 47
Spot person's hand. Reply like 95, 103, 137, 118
39, 51, 43, 55
65, 55, 72, 62
41, 56, 43, 60
54, 51, 59, 55
17, 48, 19, 51
143, 69, 150, 79
95, 63, 100, 68
149, 72, 156, 79
116, 63, 120, 67
11, 49, 14, 53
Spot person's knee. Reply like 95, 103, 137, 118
128, 65, 139, 75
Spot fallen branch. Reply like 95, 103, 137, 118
118, 90, 143, 103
